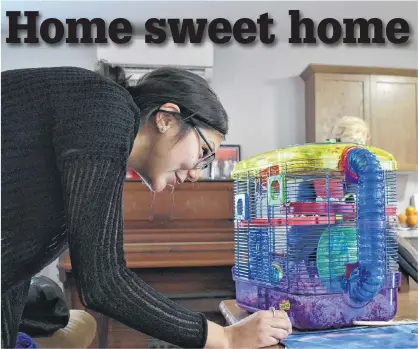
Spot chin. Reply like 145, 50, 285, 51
152, 184, 167, 193
150, 178, 169, 193
139, 171, 171, 193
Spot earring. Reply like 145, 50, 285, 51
161, 126, 166, 133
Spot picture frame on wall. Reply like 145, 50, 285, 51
209, 144, 241, 180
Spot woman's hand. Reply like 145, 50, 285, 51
224, 308, 292, 349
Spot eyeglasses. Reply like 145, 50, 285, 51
155, 109, 216, 170
193, 126, 215, 169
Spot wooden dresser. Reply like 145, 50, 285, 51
58, 180, 236, 348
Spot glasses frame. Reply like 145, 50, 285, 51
155, 109, 216, 169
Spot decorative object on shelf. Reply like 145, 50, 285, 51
126, 168, 141, 180
398, 206, 418, 229
210, 145, 241, 180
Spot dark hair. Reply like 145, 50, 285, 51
98, 61, 228, 138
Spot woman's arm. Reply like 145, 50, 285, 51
50, 68, 211, 348
60, 154, 210, 348
206, 322, 229, 348
52, 67, 291, 349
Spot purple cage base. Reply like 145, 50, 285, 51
233, 267, 401, 330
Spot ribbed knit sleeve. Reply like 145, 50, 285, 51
48, 67, 208, 348
50, 67, 140, 160
59, 155, 208, 348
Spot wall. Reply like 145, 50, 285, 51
207, 2, 417, 211
2, 1, 417, 285
3, 1, 416, 157
206, 1, 417, 210
397, 172, 418, 211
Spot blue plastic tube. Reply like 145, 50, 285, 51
344, 147, 386, 304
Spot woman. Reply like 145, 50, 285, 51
330, 115, 370, 145
297, 115, 370, 202
1, 65, 292, 349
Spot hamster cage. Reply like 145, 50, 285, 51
231, 142, 400, 330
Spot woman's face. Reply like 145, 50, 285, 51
128, 104, 224, 193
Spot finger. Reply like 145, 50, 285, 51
277, 310, 290, 320
268, 328, 290, 342
259, 336, 280, 348
270, 318, 293, 334
280, 312, 293, 334
274, 310, 291, 327
259, 309, 293, 334
258, 330, 288, 349
261, 309, 292, 332
267, 309, 288, 320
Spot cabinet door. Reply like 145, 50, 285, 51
370, 75, 418, 171
313, 73, 370, 142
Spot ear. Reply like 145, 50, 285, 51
155, 103, 181, 134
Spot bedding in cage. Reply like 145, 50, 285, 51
231, 142, 400, 330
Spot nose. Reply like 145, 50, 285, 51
187, 168, 201, 182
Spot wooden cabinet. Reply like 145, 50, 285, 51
369, 75, 418, 171
301, 64, 418, 171
58, 180, 236, 348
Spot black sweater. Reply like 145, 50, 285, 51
1, 66, 208, 348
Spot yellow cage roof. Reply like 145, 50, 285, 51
231, 142, 397, 178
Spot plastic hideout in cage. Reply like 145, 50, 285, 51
231, 141, 400, 331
